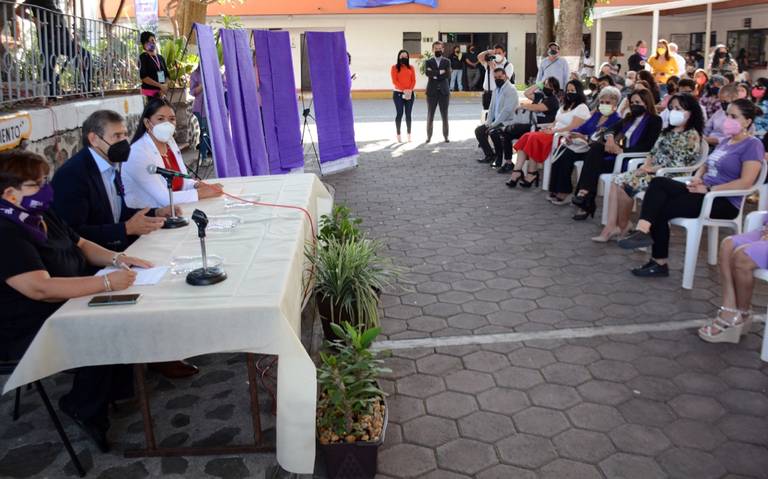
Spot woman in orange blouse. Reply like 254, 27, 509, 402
391, 50, 416, 142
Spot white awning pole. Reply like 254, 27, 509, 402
651, 9, 660, 50
705, 2, 712, 54
595, 18, 603, 67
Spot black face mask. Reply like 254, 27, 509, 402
399, 58, 408, 65
629, 104, 647, 117
566, 92, 579, 103
548, 49, 558, 57
434, 51, 443, 57
494, 78, 506, 88
542, 87, 553, 96
720, 101, 730, 111
99, 136, 131, 164
589, 83, 598, 90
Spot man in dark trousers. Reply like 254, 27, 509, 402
424, 41, 451, 143
51, 110, 200, 379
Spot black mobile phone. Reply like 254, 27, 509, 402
88, 294, 140, 307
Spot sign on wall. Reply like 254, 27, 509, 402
0, 113, 32, 152
134, 0, 158, 30
347, 0, 437, 8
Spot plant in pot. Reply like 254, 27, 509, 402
317, 322, 390, 479
306, 237, 398, 341
317, 205, 363, 246
158, 35, 199, 146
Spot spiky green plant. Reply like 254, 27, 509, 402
317, 205, 363, 246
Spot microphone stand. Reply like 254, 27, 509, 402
162, 174, 189, 229
186, 209, 227, 286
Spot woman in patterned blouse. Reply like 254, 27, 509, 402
592, 93, 704, 242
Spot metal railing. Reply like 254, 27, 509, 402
0, 0, 140, 108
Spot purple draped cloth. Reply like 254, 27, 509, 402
305, 31, 359, 174
221, 29, 269, 176
194, 23, 237, 178
252, 30, 304, 174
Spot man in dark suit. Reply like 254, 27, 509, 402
425, 41, 451, 143
51, 110, 199, 379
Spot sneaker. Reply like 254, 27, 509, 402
631, 260, 669, 277
617, 231, 653, 250
497, 163, 514, 174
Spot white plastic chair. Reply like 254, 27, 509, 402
758, 183, 768, 211
744, 210, 768, 362
542, 132, 566, 192
671, 160, 768, 290
596, 151, 649, 225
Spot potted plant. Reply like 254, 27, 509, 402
306, 237, 397, 340
317, 322, 389, 479
318, 205, 363, 246
158, 36, 199, 147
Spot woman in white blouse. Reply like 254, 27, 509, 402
123, 98, 222, 209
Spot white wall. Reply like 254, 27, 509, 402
233, 14, 537, 91
591, 4, 768, 79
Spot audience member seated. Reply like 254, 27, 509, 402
51, 110, 200, 380
617, 80, 651, 117
693, 69, 709, 98
594, 93, 704, 242
587, 75, 615, 111
571, 89, 663, 220
620, 71, 637, 98
754, 78, 768, 138
506, 79, 591, 188
703, 83, 739, 148
658, 75, 680, 110
735, 82, 750, 101
475, 68, 519, 168
547, 86, 622, 204
637, 70, 662, 103
700, 73, 727, 119
0, 150, 147, 452
660, 79, 706, 126
618, 99, 765, 277
123, 98, 223, 209
496, 77, 561, 174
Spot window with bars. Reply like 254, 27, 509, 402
403, 32, 422, 56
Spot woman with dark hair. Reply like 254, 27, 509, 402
710, 44, 738, 77
637, 69, 661, 103
0, 149, 148, 451
619, 99, 765, 277
594, 94, 704, 241
506, 79, 591, 187
138, 31, 169, 99
648, 39, 677, 85
659, 75, 680, 110
123, 98, 222, 208
547, 86, 623, 204
391, 49, 416, 143
627, 40, 648, 72
753, 77, 768, 138
571, 88, 663, 220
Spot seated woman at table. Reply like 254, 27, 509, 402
618, 99, 765, 277
506, 79, 591, 188
123, 98, 222, 209
593, 94, 703, 242
0, 149, 151, 452
570, 89, 663, 220
546, 86, 622, 204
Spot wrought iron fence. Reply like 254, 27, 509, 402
0, 0, 140, 108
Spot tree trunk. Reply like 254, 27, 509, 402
556, 0, 585, 76
536, 0, 555, 58
176, 0, 209, 44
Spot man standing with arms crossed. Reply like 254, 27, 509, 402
425, 41, 451, 143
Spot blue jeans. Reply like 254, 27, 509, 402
393, 91, 415, 135
193, 112, 210, 160
450, 69, 463, 91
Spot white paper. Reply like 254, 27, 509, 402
95, 266, 169, 286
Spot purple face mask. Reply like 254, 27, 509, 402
20, 183, 54, 214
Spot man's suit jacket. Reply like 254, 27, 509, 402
425, 56, 451, 97
51, 147, 151, 252
486, 81, 520, 128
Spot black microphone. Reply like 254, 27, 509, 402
147, 164, 193, 179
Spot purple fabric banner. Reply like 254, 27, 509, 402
252, 30, 304, 174
221, 29, 269, 176
305, 31, 359, 174
194, 23, 237, 178
347, 0, 437, 7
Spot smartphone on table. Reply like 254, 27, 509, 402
88, 294, 140, 307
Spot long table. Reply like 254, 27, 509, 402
2, 174, 332, 474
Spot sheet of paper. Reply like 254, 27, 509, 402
95, 266, 169, 286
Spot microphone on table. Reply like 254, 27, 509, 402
147, 164, 194, 179
186, 209, 227, 286
147, 165, 190, 229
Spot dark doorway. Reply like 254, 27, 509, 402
300, 33, 311, 92
525, 32, 537, 85
439, 32, 509, 90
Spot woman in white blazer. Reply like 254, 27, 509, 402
123, 98, 222, 209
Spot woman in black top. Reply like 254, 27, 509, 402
139, 31, 169, 99
0, 150, 151, 452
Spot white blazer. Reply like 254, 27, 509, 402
123, 133, 199, 208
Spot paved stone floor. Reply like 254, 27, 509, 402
1, 99, 767, 478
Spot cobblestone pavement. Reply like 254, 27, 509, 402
1, 99, 766, 478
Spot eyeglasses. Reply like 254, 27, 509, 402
21, 179, 47, 189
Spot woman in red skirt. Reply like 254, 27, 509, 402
508, 79, 592, 187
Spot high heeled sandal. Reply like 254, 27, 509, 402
506, 170, 523, 188
520, 171, 540, 188
698, 307, 750, 344
591, 228, 621, 243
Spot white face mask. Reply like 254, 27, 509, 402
151, 121, 176, 143
495, 54, 504, 63
598, 104, 615, 116
668, 110, 688, 126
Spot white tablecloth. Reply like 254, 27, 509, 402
2, 173, 332, 474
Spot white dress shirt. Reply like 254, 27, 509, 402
123, 133, 198, 209
89, 147, 122, 222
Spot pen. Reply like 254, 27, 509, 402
119, 262, 132, 272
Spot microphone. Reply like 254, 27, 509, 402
147, 164, 193, 179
